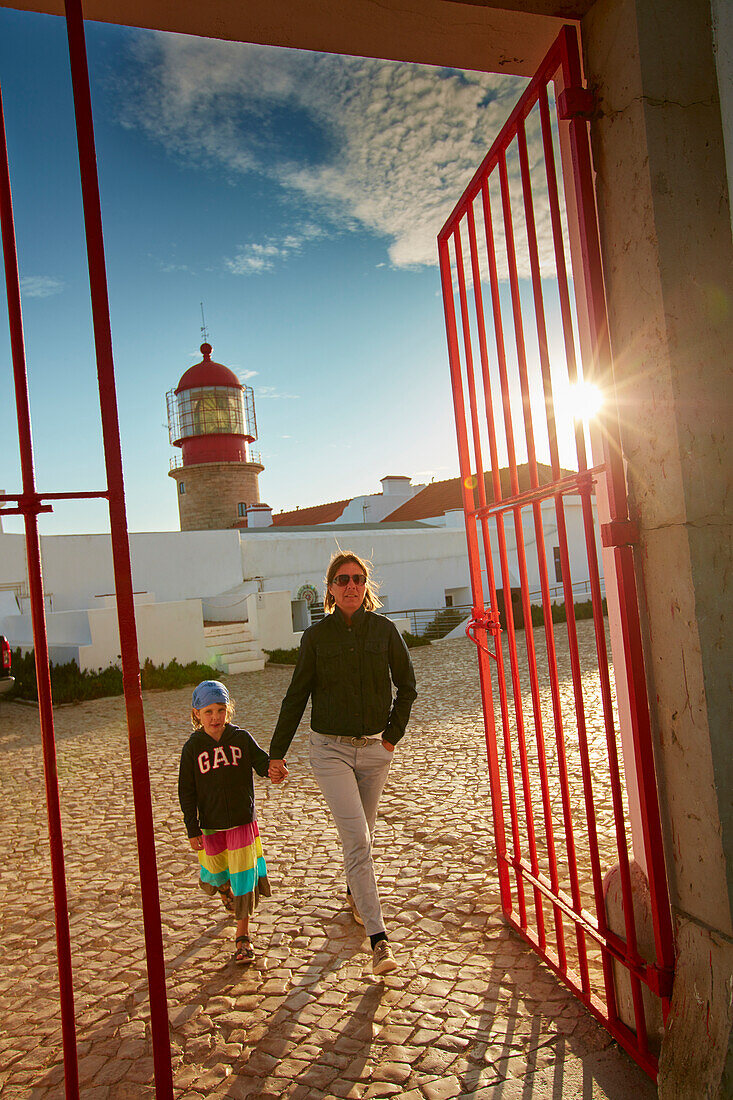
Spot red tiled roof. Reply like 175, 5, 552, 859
271, 499, 351, 526
383, 464, 567, 522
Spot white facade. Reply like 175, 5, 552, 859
334, 476, 426, 526
0, 494, 602, 670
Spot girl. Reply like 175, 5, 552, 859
178, 679, 281, 963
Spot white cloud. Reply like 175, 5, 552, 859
120, 34, 564, 274
256, 385, 299, 400
226, 225, 325, 276
21, 275, 64, 299
157, 260, 191, 273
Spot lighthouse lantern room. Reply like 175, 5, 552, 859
167, 343, 265, 530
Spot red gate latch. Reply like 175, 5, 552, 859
466, 609, 502, 660
600, 519, 639, 548
557, 87, 596, 120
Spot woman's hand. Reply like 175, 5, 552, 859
189, 835, 204, 851
269, 759, 289, 783
381, 739, 395, 752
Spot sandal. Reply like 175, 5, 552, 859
234, 935, 255, 965
218, 884, 236, 914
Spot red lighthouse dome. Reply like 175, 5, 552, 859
167, 342, 257, 466
175, 342, 242, 393
167, 343, 265, 531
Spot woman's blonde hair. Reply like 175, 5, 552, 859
324, 551, 382, 614
191, 699, 236, 730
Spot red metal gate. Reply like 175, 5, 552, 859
438, 25, 674, 1079
0, 1, 173, 1096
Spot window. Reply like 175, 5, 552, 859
179, 482, 185, 495
445, 594, 454, 608
237, 502, 247, 517
176, 386, 245, 437
553, 546, 562, 583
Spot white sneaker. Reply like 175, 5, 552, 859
372, 940, 398, 975
347, 893, 364, 926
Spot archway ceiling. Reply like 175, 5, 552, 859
0, 0, 595, 76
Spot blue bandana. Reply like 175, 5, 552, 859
192, 680, 230, 709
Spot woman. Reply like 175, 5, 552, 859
269, 550, 417, 975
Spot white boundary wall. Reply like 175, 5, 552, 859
0, 499, 601, 665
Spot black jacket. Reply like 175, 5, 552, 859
178, 723, 270, 838
270, 605, 417, 760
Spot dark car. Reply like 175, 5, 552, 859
0, 636, 14, 694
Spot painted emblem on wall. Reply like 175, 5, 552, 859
296, 583, 319, 607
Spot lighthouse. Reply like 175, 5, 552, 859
167, 343, 265, 530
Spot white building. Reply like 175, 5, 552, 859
0, 467, 602, 674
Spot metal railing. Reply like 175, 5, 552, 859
169, 450, 262, 471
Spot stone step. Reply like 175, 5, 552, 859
217, 656, 266, 674
203, 619, 264, 675
204, 624, 254, 642
207, 640, 259, 657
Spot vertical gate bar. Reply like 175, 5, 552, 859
538, 83, 619, 1006
62, 2, 174, 1094
438, 35, 564, 246
559, 21, 675, 999
516, 115, 561, 474
438, 232, 512, 914
478, 177, 545, 943
579, 489, 651, 1042
465, 200, 527, 928
537, 85, 589, 473
0, 83, 80, 1100
613, 547, 677, 984
498, 147, 566, 966
515, 114, 591, 989
557, 25, 627, 523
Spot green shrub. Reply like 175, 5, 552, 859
401, 631, 431, 648
8, 649, 217, 705
529, 597, 608, 627
140, 658, 218, 691
423, 607, 467, 640
264, 647, 301, 665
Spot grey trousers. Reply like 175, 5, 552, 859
308, 732, 393, 936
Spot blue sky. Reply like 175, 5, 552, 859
0, 10, 535, 535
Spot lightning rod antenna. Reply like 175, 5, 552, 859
200, 302, 209, 343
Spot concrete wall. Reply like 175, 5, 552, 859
245, 590, 301, 651
78, 597, 208, 671
712, 0, 733, 234
582, 1, 733, 1094
4, 594, 208, 671
0, 530, 245, 615
237, 526, 472, 612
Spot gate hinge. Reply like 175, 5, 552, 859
557, 87, 596, 120
601, 519, 639, 548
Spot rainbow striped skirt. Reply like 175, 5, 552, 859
198, 820, 271, 919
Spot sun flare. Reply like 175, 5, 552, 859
568, 380, 603, 421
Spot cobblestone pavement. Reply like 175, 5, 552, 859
0, 624, 657, 1099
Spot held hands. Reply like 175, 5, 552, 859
189, 835, 204, 851
269, 758, 289, 784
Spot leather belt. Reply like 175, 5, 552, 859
333, 735, 380, 747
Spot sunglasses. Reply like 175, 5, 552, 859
331, 573, 367, 587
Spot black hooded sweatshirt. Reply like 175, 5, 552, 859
178, 723, 270, 838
